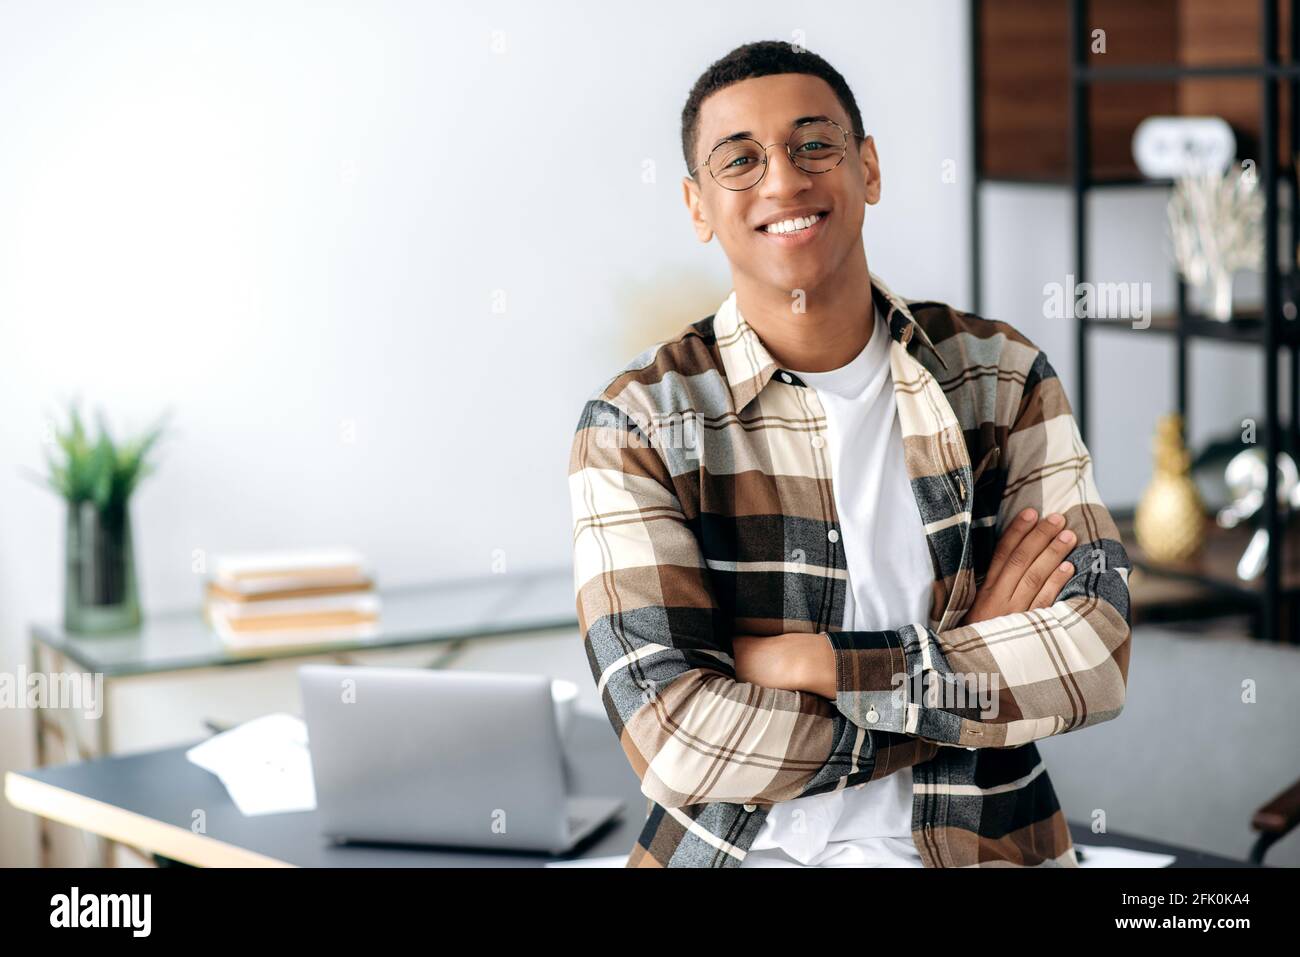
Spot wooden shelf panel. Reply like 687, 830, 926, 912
978, 0, 1297, 181
1083, 310, 1300, 345
1115, 513, 1300, 599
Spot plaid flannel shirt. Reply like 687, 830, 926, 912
568, 271, 1132, 867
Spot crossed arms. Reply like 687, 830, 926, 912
568, 351, 1132, 809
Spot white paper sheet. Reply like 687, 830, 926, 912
543, 854, 628, 867
185, 713, 317, 816
1074, 842, 1176, 868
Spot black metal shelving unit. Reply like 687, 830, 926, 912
970, 0, 1300, 642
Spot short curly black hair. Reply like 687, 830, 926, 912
681, 39, 864, 178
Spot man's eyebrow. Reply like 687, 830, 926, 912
708, 115, 833, 152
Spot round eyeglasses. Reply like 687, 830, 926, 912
689, 119, 865, 191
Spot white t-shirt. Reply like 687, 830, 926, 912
739, 304, 936, 868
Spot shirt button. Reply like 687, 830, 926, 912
779, 372, 793, 384
811, 434, 825, 449
743, 803, 757, 812
865, 707, 879, 724
827, 528, 840, 543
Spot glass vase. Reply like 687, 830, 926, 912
1208, 268, 1234, 321
64, 501, 141, 634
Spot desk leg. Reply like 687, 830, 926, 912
30, 641, 119, 867
425, 639, 470, 670
30, 636, 50, 868
94, 688, 114, 868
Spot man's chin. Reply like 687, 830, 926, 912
747, 245, 841, 293
756, 263, 831, 299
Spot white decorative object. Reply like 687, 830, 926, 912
1133, 116, 1236, 179
1166, 167, 1264, 320
1217, 447, 1300, 581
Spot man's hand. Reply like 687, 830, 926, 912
959, 507, 1076, 626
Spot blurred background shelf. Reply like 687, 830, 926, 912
974, 0, 1299, 186
1114, 509, 1299, 634
1083, 309, 1300, 344
974, 0, 1300, 640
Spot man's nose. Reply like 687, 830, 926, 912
759, 146, 811, 196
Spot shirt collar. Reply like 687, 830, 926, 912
713, 270, 948, 413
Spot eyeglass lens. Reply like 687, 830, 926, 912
707, 121, 848, 190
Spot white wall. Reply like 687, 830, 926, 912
0, 0, 1278, 866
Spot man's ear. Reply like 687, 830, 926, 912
859, 135, 881, 206
682, 176, 714, 243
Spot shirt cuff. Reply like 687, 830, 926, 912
823, 625, 924, 734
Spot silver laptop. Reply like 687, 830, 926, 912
298, 664, 623, 854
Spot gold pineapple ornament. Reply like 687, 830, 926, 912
1134, 413, 1207, 561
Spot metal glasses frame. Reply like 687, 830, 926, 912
688, 118, 867, 191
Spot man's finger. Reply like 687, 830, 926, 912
985, 507, 1038, 591
1003, 514, 1068, 589
1010, 525, 1077, 610
1029, 560, 1075, 610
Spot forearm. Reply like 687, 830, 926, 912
758, 570, 1130, 748
823, 572, 1130, 748
772, 520, 1130, 747
590, 628, 938, 810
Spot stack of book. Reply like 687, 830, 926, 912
204, 548, 381, 653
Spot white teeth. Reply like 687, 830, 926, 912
764, 212, 823, 234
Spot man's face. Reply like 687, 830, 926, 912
683, 73, 880, 296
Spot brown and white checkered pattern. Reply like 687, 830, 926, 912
568, 272, 1131, 867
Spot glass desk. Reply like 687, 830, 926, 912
27, 566, 577, 864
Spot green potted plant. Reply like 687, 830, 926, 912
26, 401, 169, 633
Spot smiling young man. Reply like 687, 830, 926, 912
568, 40, 1132, 868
